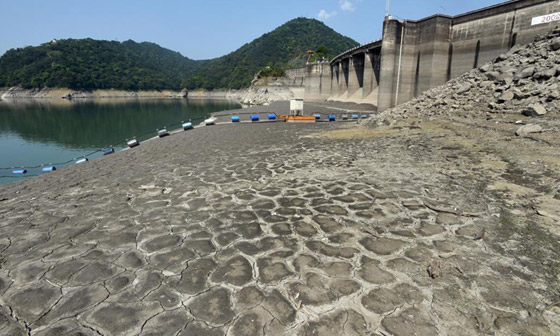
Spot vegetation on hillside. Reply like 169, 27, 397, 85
256, 63, 286, 80
185, 18, 358, 89
0, 39, 202, 90
0, 18, 358, 91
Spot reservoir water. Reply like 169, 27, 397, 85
0, 98, 241, 185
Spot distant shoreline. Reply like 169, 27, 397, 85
0, 87, 231, 100
0, 85, 305, 105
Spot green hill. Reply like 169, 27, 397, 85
0, 18, 358, 91
0, 39, 202, 90
186, 18, 359, 89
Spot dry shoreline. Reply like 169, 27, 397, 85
0, 85, 304, 105
0, 87, 219, 99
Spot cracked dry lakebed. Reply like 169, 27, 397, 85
0, 114, 559, 335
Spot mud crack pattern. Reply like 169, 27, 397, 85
0, 120, 559, 335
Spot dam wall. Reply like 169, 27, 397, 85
304, 61, 332, 101
317, 41, 382, 104
283, 68, 306, 86
314, 0, 560, 110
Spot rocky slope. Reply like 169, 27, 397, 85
367, 26, 560, 234
378, 26, 560, 132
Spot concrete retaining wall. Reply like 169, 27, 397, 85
283, 68, 306, 87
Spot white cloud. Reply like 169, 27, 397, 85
318, 9, 337, 20
339, 0, 356, 12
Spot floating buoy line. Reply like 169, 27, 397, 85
0, 112, 373, 180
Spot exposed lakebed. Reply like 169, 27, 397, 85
0, 98, 241, 184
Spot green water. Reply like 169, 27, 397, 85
0, 98, 241, 185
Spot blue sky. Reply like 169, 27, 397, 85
1, 0, 501, 60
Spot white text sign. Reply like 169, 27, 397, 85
532, 12, 560, 26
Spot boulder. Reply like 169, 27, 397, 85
456, 84, 471, 94
522, 104, 547, 117
486, 71, 501, 81
497, 91, 514, 103
497, 73, 514, 85
500, 65, 518, 74
516, 123, 542, 136
551, 38, 560, 51
178, 89, 188, 98
536, 68, 557, 80
480, 64, 492, 73
548, 91, 560, 100
509, 88, 526, 99
516, 66, 535, 80
494, 54, 508, 62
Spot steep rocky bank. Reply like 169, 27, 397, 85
227, 86, 304, 105
376, 27, 560, 127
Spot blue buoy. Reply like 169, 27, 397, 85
75, 158, 88, 164
182, 122, 193, 130
328, 114, 336, 121
351, 114, 359, 120
231, 115, 240, 122
314, 114, 321, 119
158, 129, 169, 137
42, 166, 56, 172
250, 115, 259, 121
267, 114, 276, 120
361, 114, 368, 119
12, 169, 27, 174
103, 148, 115, 155
127, 139, 139, 148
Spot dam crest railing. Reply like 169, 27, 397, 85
331, 39, 382, 64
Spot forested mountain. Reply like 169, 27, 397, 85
0, 18, 358, 91
0, 39, 203, 90
185, 18, 358, 89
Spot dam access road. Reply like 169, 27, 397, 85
0, 96, 558, 335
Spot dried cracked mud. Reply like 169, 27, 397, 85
0, 111, 559, 335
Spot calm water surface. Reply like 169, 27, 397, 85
0, 98, 241, 185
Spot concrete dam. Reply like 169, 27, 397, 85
304, 0, 560, 111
